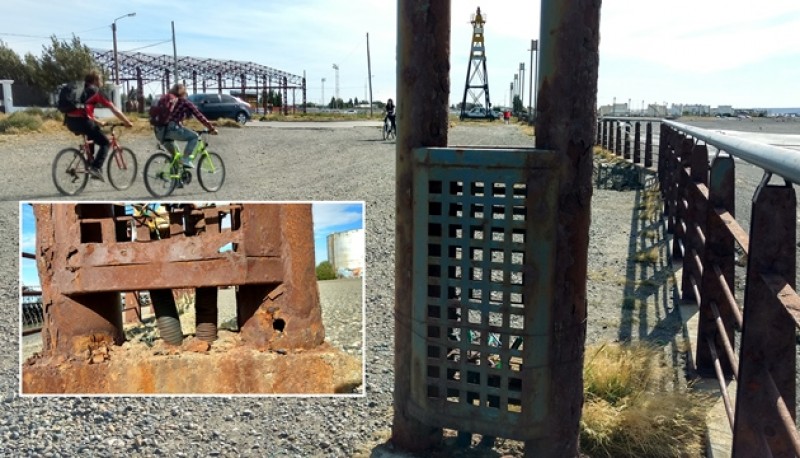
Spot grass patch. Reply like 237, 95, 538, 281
637, 189, 663, 221
593, 146, 624, 163
640, 229, 660, 241
581, 343, 708, 458
0, 111, 43, 133
633, 247, 660, 264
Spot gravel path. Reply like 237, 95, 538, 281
1, 119, 792, 456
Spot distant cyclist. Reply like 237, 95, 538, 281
64, 70, 133, 181
159, 83, 218, 169
384, 98, 396, 133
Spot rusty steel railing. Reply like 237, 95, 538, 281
597, 118, 800, 456
597, 116, 662, 169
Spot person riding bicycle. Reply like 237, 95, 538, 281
384, 98, 396, 133
158, 83, 218, 169
64, 70, 133, 181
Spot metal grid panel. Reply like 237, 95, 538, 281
409, 147, 559, 441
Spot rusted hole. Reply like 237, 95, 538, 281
272, 318, 285, 333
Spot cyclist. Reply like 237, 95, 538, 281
64, 70, 133, 181
159, 83, 218, 169
384, 98, 396, 133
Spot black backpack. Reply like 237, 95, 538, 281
149, 94, 175, 127
57, 82, 84, 114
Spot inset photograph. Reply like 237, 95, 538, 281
20, 202, 364, 396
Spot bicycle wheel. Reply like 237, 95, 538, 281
388, 124, 397, 140
143, 152, 178, 197
382, 122, 388, 141
197, 151, 226, 192
52, 148, 88, 196
107, 147, 138, 191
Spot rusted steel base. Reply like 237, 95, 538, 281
22, 340, 361, 395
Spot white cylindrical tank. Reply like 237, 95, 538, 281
327, 229, 365, 276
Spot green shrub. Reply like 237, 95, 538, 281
0, 111, 43, 133
316, 261, 336, 281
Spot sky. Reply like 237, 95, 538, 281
2, 1, 799, 110
19, 202, 364, 288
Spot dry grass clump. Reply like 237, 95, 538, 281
592, 146, 624, 163
0, 111, 43, 133
633, 247, 660, 264
581, 343, 708, 458
637, 189, 662, 221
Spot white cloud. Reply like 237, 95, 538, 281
312, 203, 363, 233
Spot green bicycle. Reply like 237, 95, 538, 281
143, 129, 225, 197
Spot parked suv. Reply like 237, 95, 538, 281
460, 106, 501, 120
187, 93, 252, 125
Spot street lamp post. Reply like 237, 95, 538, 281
321, 78, 326, 107
331, 64, 339, 110
528, 39, 537, 120
112, 12, 136, 85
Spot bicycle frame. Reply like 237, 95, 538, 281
159, 130, 217, 179
79, 125, 128, 168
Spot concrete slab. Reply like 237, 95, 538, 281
676, 270, 735, 458
22, 333, 362, 395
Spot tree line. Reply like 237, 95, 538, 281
0, 36, 96, 94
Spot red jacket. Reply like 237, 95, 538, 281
66, 85, 112, 120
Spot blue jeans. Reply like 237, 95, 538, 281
163, 122, 199, 156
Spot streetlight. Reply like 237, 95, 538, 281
528, 39, 538, 120
112, 12, 136, 85
331, 64, 339, 109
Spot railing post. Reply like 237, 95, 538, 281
660, 124, 676, 234
633, 121, 641, 164
672, 136, 693, 261
733, 181, 797, 457
679, 140, 705, 300
696, 155, 736, 377
623, 124, 631, 160
602, 120, 608, 150
596, 121, 601, 146
644, 122, 653, 168
608, 120, 615, 153
615, 122, 622, 156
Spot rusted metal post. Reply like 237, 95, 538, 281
615, 123, 621, 156
237, 204, 325, 350
672, 136, 692, 261
283, 77, 289, 116
393, 0, 450, 452
633, 121, 641, 164
733, 181, 796, 457
595, 121, 601, 145
696, 155, 736, 377
680, 142, 708, 301
533, 0, 601, 455
644, 122, 653, 168
623, 124, 631, 160
602, 120, 608, 150
33, 204, 125, 357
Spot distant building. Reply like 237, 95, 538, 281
597, 103, 629, 117
646, 104, 667, 117
714, 105, 734, 116
326, 229, 365, 278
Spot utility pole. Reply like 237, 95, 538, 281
366, 33, 374, 117
112, 12, 136, 85
332, 64, 340, 110
321, 78, 326, 107
519, 62, 525, 115
171, 21, 178, 87
528, 39, 537, 120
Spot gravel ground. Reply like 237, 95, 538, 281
1, 119, 796, 456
